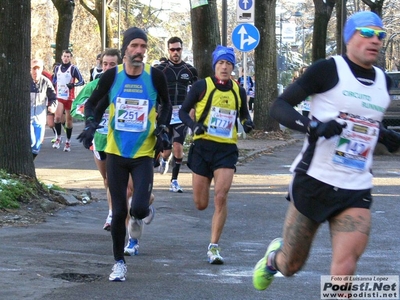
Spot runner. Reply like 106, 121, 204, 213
156, 37, 198, 193
52, 49, 84, 152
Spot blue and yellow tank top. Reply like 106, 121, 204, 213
105, 64, 158, 158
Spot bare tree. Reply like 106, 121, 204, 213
254, 0, 280, 131
190, 0, 221, 78
0, 0, 35, 176
51, 0, 75, 63
80, 0, 114, 48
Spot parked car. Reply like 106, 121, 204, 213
383, 71, 400, 128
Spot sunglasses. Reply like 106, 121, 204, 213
169, 47, 182, 52
356, 27, 387, 40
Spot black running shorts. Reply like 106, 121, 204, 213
288, 172, 373, 223
187, 139, 238, 179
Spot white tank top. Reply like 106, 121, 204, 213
56, 65, 73, 100
290, 56, 390, 189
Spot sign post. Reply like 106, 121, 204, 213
236, 0, 254, 23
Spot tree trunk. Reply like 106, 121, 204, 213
81, 0, 116, 50
362, 0, 386, 69
336, 0, 346, 55
0, 0, 36, 177
190, 0, 220, 79
254, 0, 280, 131
52, 0, 75, 63
312, 0, 335, 62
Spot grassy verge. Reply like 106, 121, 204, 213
0, 169, 64, 210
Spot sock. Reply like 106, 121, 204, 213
66, 127, 73, 140
208, 243, 218, 250
171, 157, 182, 180
267, 251, 278, 272
55, 122, 62, 137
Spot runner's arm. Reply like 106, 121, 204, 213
238, 86, 252, 123
84, 68, 115, 122
72, 66, 85, 86
179, 80, 206, 130
45, 78, 57, 111
151, 67, 172, 126
270, 58, 338, 133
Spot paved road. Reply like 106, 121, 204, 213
1, 124, 399, 300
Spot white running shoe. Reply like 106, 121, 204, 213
109, 260, 127, 281
52, 138, 61, 149
207, 244, 224, 265
170, 180, 183, 193
124, 238, 139, 256
158, 157, 169, 175
63, 141, 71, 152
143, 205, 155, 225
128, 217, 143, 240
103, 214, 112, 231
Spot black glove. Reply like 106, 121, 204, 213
379, 127, 400, 153
308, 120, 346, 143
77, 121, 99, 149
66, 83, 74, 89
155, 125, 171, 149
192, 123, 208, 135
242, 119, 255, 133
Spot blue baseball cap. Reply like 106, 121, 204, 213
344, 11, 384, 44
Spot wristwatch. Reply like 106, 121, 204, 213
307, 120, 319, 134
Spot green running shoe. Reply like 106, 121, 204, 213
253, 238, 283, 290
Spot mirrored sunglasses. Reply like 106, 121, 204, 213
356, 27, 386, 40
169, 47, 182, 52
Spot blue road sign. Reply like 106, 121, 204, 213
231, 23, 260, 52
238, 0, 253, 11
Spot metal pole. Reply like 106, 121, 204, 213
302, 26, 305, 62
243, 52, 248, 92
279, 15, 282, 84
340, 0, 345, 55
222, 0, 227, 46
118, 0, 121, 49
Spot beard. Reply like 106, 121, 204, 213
171, 55, 180, 63
128, 54, 143, 67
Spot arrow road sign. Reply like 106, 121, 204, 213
237, 0, 254, 23
238, 0, 253, 10
231, 23, 260, 52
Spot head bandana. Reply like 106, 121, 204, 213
344, 11, 384, 44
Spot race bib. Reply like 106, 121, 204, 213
96, 111, 109, 135
170, 105, 182, 125
115, 97, 148, 132
332, 113, 379, 171
57, 84, 69, 99
207, 106, 236, 139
